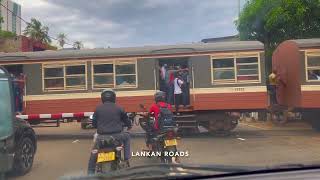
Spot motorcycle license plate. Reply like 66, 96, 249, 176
165, 139, 177, 146
97, 151, 115, 163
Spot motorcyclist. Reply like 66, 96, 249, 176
146, 91, 173, 150
87, 89, 132, 174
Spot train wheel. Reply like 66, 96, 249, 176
302, 111, 320, 131
270, 110, 288, 125
207, 113, 238, 136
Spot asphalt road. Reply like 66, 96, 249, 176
11, 121, 320, 180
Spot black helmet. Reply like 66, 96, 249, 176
154, 91, 166, 103
101, 88, 116, 103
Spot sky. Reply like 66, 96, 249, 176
13, 0, 244, 49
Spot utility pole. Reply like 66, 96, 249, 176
238, 0, 241, 18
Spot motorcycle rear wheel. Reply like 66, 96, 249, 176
96, 161, 117, 173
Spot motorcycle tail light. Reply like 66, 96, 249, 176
166, 131, 174, 139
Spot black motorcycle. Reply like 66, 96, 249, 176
89, 115, 131, 173
138, 104, 180, 164
153, 127, 179, 163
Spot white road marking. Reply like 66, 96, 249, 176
240, 122, 270, 130
237, 138, 246, 141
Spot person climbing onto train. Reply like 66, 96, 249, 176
174, 71, 184, 115
268, 70, 278, 105
160, 64, 168, 92
87, 88, 132, 174
167, 65, 176, 105
180, 65, 190, 107
145, 91, 173, 151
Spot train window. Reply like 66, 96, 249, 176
212, 55, 260, 83
43, 67, 64, 90
236, 57, 259, 81
65, 65, 86, 89
43, 63, 87, 91
212, 58, 235, 82
93, 63, 114, 88
115, 61, 137, 88
306, 56, 320, 81
212, 58, 234, 68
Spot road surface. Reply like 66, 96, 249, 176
11, 121, 320, 180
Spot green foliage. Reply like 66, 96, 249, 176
57, 33, 67, 48
236, 0, 320, 73
0, 30, 16, 38
23, 18, 52, 44
73, 41, 83, 49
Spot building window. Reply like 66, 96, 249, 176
306, 55, 320, 81
212, 54, 260, 84
43, 63, 87, 91
92, 60, 137, 89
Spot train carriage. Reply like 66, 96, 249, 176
272, 38, 320, 130
0, 41, 267, 133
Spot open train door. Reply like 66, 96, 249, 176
157, 57, 192, 108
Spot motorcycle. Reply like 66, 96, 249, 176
89, 115, 130, 173
138, 104, 180, 164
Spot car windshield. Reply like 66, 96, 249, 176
0, 75, 14, 140
3, 0, 320, 179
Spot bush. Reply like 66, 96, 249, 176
0, 30, 16, 38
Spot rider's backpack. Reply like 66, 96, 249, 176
157, 103, 175, 130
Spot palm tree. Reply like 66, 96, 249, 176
73, 41, 83, 49
57, 33, 67, 48
23, 18, 51, 44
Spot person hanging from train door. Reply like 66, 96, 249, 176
174, 70, 184, 115
181, 65, 190, 108
268, 70, 278, 105
160, 64, 168, 92
167, 65, 175, 105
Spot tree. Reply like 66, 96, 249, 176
236, 0, 320, 74
57, 33, 67, 48
23, 18, 51, 44
73, 41, 83, 49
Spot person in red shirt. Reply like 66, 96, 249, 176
146, 91, 172, 150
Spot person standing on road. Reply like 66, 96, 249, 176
268, 70, 278, 105
87, 89, 132, 174
174, 72, 184, 115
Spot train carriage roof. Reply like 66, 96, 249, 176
289, 38, 320, 48
0, 41, 263, 62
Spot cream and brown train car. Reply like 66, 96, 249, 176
272, 38, 320, 130
0, 41, 267, 133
